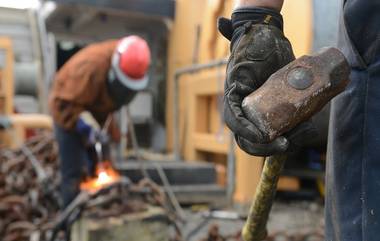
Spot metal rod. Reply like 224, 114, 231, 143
242, 154, 287, 241
125, 107, 149, 179
118, 106, 128, 161
226, 133, 236, 206
126, 107, 185, 220
21, 145, 48, 182
173, 58, 228, 161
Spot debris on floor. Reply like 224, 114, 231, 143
0, 131, 60, 241
1, 131, 325, 241
188, 201, 324, 241
0, 131, 177, 241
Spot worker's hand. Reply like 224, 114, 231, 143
76, 112, 101, 146
218, 7, 312, 156
235, 122, 317, 156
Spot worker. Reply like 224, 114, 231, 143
218, 0, 380, 241
49, 36, 151, 207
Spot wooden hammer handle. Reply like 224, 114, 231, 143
242, 154, 287, 241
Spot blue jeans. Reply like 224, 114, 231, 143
326, 58, 380, 240
54, 125, 94, 207
325, 0, 380, 240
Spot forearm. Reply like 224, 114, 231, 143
234, 0, 284, 11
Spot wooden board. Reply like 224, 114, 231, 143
282, 0, 313, 57
0, 37, 13, 115
166, 0, 233, 151
178, 67, 265, 203
166, 0, 208, 151
3, 114, 53, 149
234, 148, 264, 203
278, 176, 301, 192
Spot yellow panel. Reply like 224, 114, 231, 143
166, 0, 208, 151
282, 0, 313, 57
278, 176, 301, 191
0, 37, 13, 115
234, 148, 264, 203
193, 132, 230, 154
166, 0, 232, 150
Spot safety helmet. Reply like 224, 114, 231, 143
110, 35, 151, 91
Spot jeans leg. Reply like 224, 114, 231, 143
54, 124, 86, 208
326, 60, 380, 241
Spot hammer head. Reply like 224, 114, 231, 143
242, 47, 350, 142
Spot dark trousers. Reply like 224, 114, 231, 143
325, 0, 380, 239
326, 58, 380, 241
54, 125, 94, 207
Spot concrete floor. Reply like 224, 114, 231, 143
184, 201, 324, 241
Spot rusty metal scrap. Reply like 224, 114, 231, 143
200, 224, 227, 241
0, 131, 60, 241
83, 178, 163, 218
0, 131, 176, 241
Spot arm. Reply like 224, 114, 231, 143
234, 0, 284, 11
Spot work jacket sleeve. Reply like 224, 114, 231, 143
50, 98, 84, 130
50, 61, 104, 130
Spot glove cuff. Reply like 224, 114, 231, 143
232, 7, 283, 30
230, 7, 283, 47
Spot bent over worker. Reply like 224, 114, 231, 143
49, 36, 151, 207
219, 0, 380, 240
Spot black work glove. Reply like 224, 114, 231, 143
218, 7, 316, 156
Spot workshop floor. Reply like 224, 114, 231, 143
185, 201, 324, 241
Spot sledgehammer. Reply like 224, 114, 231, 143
240, 48, 350, 241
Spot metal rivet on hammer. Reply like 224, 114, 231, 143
287, 67, 314, 90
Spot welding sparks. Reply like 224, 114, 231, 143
97, 170, 112, 185
80, 162, 120, 193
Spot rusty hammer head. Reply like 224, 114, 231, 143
242, 47, 350, 142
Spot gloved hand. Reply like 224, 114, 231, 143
76, 112, 111, 176
218, 7, 315, 156
76, 112, 101, 146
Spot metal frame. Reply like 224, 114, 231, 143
172, 59, 228, 161
172, 59, 237, 203
46, 0, 175, 19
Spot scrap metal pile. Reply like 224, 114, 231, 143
0, 131, 324, 241
0, 131, 169, 241
0, 132, 60, 241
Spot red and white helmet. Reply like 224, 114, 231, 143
111, 35, 151, 91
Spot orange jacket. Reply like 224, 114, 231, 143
49, 40, 119, 130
